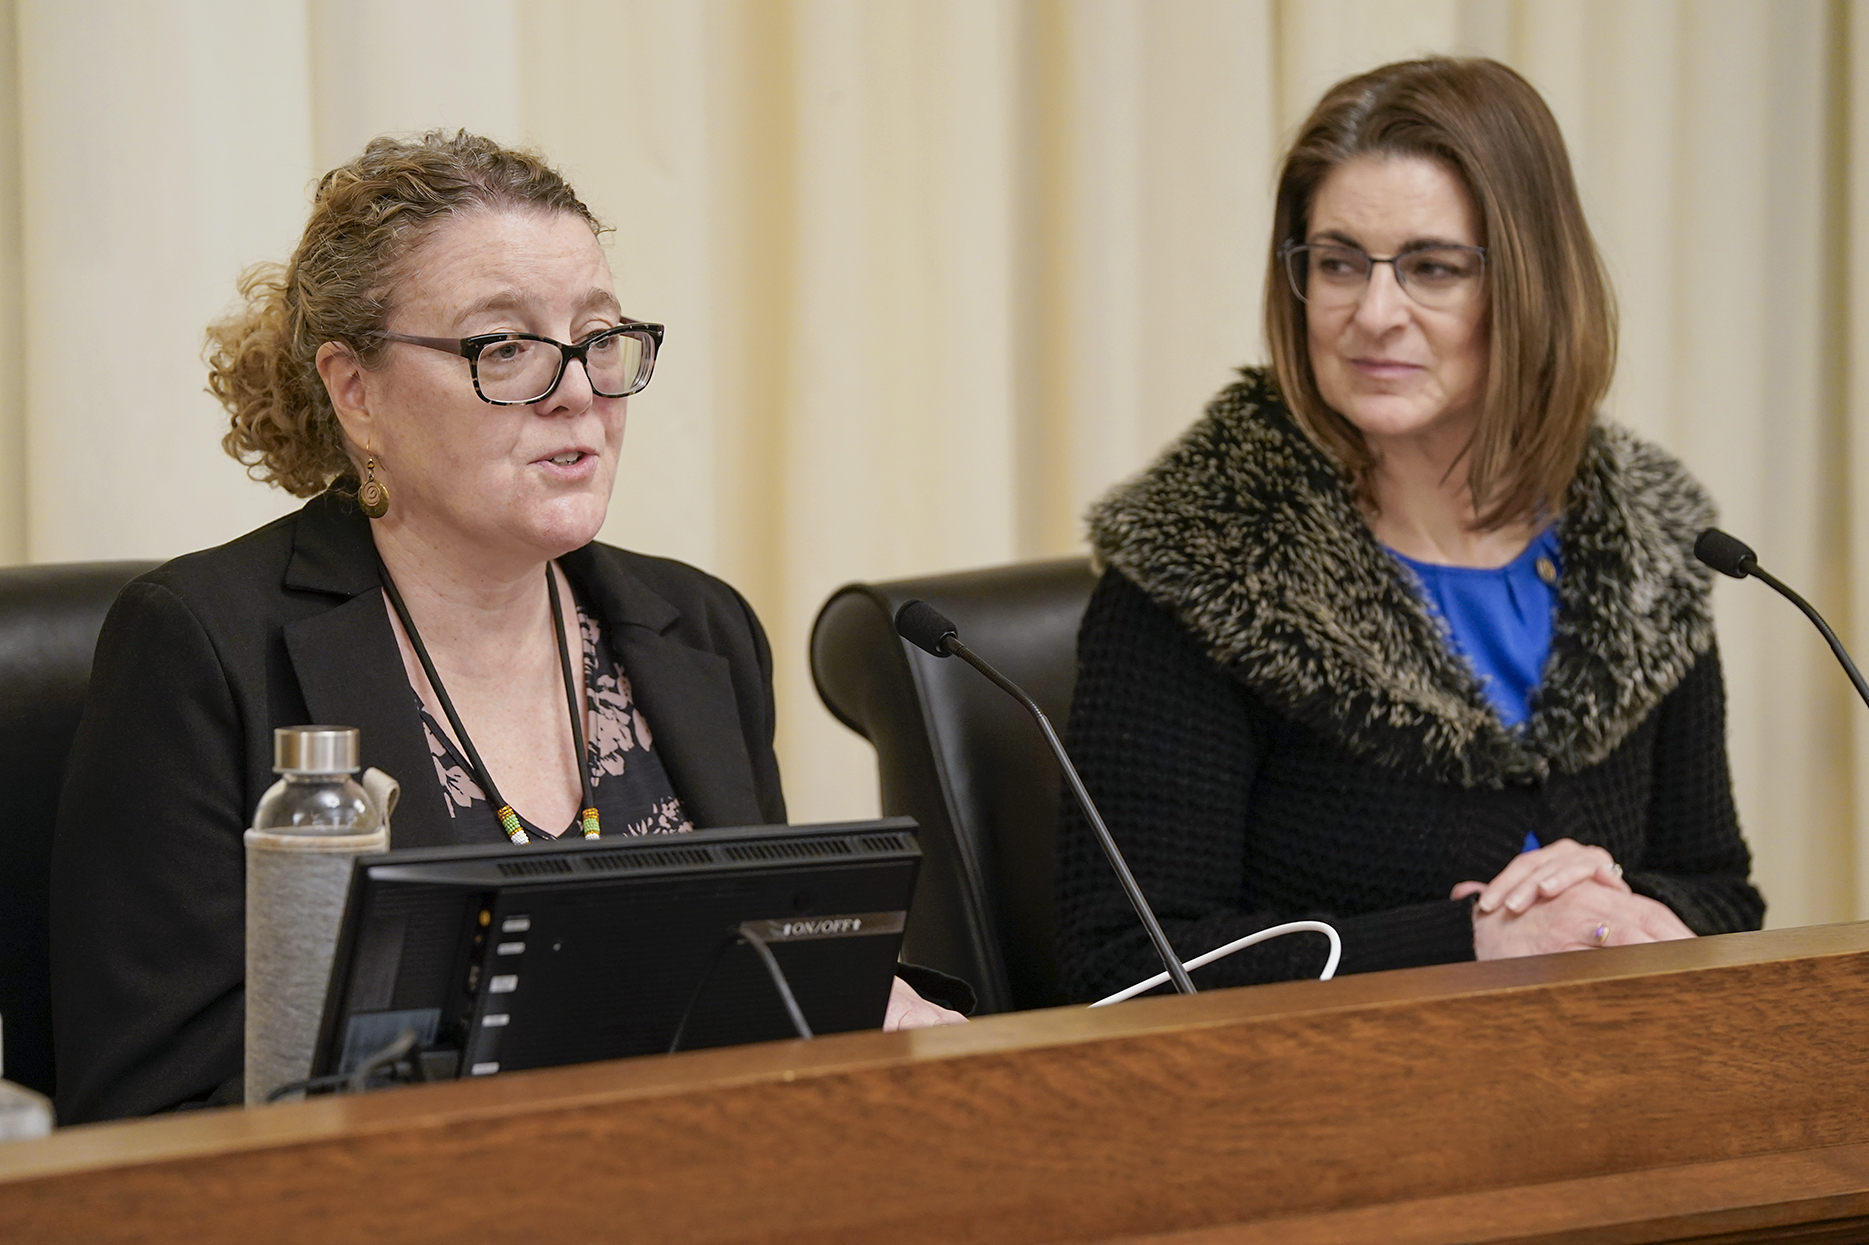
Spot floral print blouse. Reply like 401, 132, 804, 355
418, 603, 693, 841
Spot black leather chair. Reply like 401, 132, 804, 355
810, 558, 1098, 1014
0, 561, 155, 1097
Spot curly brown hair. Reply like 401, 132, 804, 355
1263, 58, 1616, 530
206, 131, 602, 496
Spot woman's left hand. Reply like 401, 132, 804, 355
883, 976, 969, 1031
1450, 838, 1630, 915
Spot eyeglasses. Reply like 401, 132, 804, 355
376, 321, 664, 405
1280, 240, 1487, 310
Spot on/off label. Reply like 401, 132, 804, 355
755, 911, 906, 942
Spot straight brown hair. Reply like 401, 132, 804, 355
1264, 57, 1615, 529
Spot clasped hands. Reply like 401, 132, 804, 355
1451, 839, 1694, 959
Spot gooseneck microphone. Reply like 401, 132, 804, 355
1695, 528, 1869, 710
894, 599, 1198, 996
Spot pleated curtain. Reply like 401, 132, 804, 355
0, 0, 1862, 929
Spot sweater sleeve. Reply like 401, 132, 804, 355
1627, 641, 1765, 933
1055, 569, 1475, 1003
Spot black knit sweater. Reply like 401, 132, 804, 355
1056, 372, 1764, 1002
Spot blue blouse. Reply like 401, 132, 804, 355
1388, 528, 1562, 854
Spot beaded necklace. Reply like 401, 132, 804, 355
378, 559, 600, 844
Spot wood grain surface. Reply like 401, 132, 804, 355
4, 923, 1867, 1244
1112, 1142, 1869, 1244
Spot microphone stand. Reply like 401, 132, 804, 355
1745, 565, 1869, 710
1696, 528, 1869, 711
933, 632, 1198, 997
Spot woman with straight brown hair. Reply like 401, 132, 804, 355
1055, 57, 1763, 1001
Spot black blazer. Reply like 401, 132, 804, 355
50, 491, 786, 1123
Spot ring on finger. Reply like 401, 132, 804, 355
1590, 922, 1611, 947
1609, 862, 1624, 880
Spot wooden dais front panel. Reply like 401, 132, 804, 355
3, 924, 1868, 1243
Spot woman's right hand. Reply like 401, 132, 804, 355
1463, 880, 1696, 959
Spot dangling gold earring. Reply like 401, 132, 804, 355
358, 455, 390, 518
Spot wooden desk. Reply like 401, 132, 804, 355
4, 924, 1868, 1244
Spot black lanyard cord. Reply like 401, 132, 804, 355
546, 563, 601, 838
377, 558, 600, 844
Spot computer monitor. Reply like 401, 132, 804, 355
310, 818, 921, 1082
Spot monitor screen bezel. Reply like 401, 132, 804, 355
308, 817, 922, 1083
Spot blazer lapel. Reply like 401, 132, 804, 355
283, 592, 464, 848
563, 549, 767, 829
613, 628, 764, 828
277, 493, 466, 849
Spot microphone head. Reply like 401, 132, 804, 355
1695, 528, 1758, 579
894, 599, 958, 657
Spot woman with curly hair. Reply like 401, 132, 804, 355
52, 132, 962, 1124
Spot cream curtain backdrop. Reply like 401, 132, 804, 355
0, 0, 1862, 929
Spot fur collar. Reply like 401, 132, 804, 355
1088, 369, 1716, 788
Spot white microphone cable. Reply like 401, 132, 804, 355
1089, 920, 1342, 1008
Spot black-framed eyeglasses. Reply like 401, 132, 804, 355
376, 321, 664, 405
1280, 240, 1487, 310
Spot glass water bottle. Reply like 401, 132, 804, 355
252, 726, 380, 835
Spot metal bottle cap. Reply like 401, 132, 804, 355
273, 725, 361, 774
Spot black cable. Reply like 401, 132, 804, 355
667, 933, 739, 1054
348, 1026, 420, 1094
263, 1071, 352, 1103
666, 925, 816, 1053
263, 1026, 421, 1103
737, 923, 813, 1040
